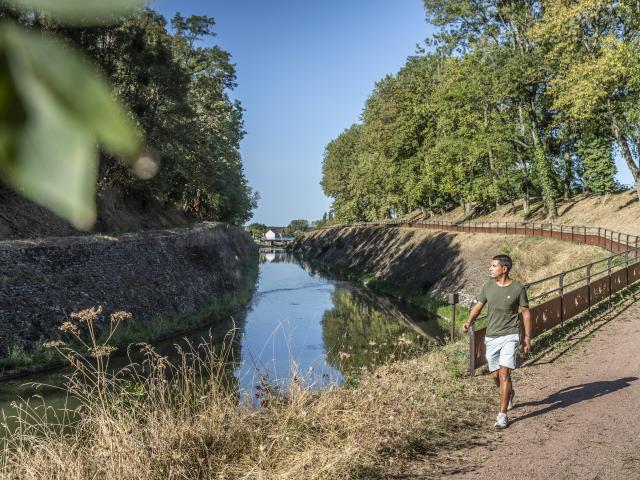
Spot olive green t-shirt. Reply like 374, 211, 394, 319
476, 280, 529, 337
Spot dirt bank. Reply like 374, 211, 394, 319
294, 226, 608, 305
0, 183, 195, 240
0, 223, 258, 358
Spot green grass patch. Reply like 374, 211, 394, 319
0, 344, 60, 370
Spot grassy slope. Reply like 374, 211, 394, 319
297, 226, 609, 325
3, 193, 638, 478
6, 284, 637, 479
406, 189, 640, 236
0, 335, 495, 479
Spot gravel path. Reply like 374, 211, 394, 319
445, 298, 640, 479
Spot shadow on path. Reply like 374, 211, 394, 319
511, 376, 638, 425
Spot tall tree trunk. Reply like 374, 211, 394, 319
563, 152, 572, 201
517, 105, 531, 218
484, 104, 500, 211
609, 109, 640, 201
528, 101, 558, 218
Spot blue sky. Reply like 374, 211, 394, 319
152, 1, 634, 226
152, 0, 433, 226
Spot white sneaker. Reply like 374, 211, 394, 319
508, 389, 515, 411
495, 412, 508, 429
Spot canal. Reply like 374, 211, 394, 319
0, 249, 447, 416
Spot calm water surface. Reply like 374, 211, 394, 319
1, 250, 447, 414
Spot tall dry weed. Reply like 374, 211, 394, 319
1, 308, 493, 480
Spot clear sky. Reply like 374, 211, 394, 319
152, 1, 634, 226
152, 0, 433, 227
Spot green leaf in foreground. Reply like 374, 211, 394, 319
0, 50, 27, 165
5, 0, 145, 25
0, 24, 140, 229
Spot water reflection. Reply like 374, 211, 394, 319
259, 249, 290, 263
322, 286, 444, 375
236, 250, 446, 399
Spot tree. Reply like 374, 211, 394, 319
576, 132, 617, 195
321, 0, 640, 224
0, 0, 142, 228
246, 222, 267, 240
287, 219, 309, 232
423, 0, 560, 218
321, 124, 366, 222
530, 0, 640, 200
57, 8, 256, 224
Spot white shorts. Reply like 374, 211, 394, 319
485, 333, 520, 372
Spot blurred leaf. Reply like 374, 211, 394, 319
6, 0, 145, 25
12, 79, 97, 229
0, 50, 27, 165
14, 27, 140, 158
0, 24, 140, 228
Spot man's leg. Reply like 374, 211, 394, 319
498, 366, 512, 414
492, 370, 500, 387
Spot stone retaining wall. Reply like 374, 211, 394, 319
0, 223, 257, 354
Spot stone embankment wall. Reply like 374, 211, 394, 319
0, 223, 257, 354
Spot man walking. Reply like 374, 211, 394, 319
462, 254, 532, 429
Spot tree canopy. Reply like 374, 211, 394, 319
0, 2, 256, 227
322, 0, 640, 222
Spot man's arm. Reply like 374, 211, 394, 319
462, 301, 485, 333
521, 306, 532, 353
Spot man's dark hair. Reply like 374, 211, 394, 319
493, 254, 513, 271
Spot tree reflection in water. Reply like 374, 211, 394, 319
321, 286, 448, 376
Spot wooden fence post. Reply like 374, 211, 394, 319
559, 273, 565, 326
625, 251, 630, 288
598, 227, 602, 248
608, 257, 613, 307
469, 326, 476, 376
587, 264, 592, 312
448, 293, 459, 342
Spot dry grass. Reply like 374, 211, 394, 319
447, 232, 607, 282
0, 310, 494, 480
408, 190, 640, 236
416, 230, 612, 306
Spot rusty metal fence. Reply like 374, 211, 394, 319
351, 219, 640, 255
323, 219, 640, 374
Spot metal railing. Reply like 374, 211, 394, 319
315, 219, 640, 374
469, 247, 640, 374
349, 219, 640, 254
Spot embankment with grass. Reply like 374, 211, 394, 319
408, 189, 640, 236
292, 225, 610, 321
2, 253, 637, 479
0, 223, 259, 376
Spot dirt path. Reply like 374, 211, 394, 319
429, 298, 640, 479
